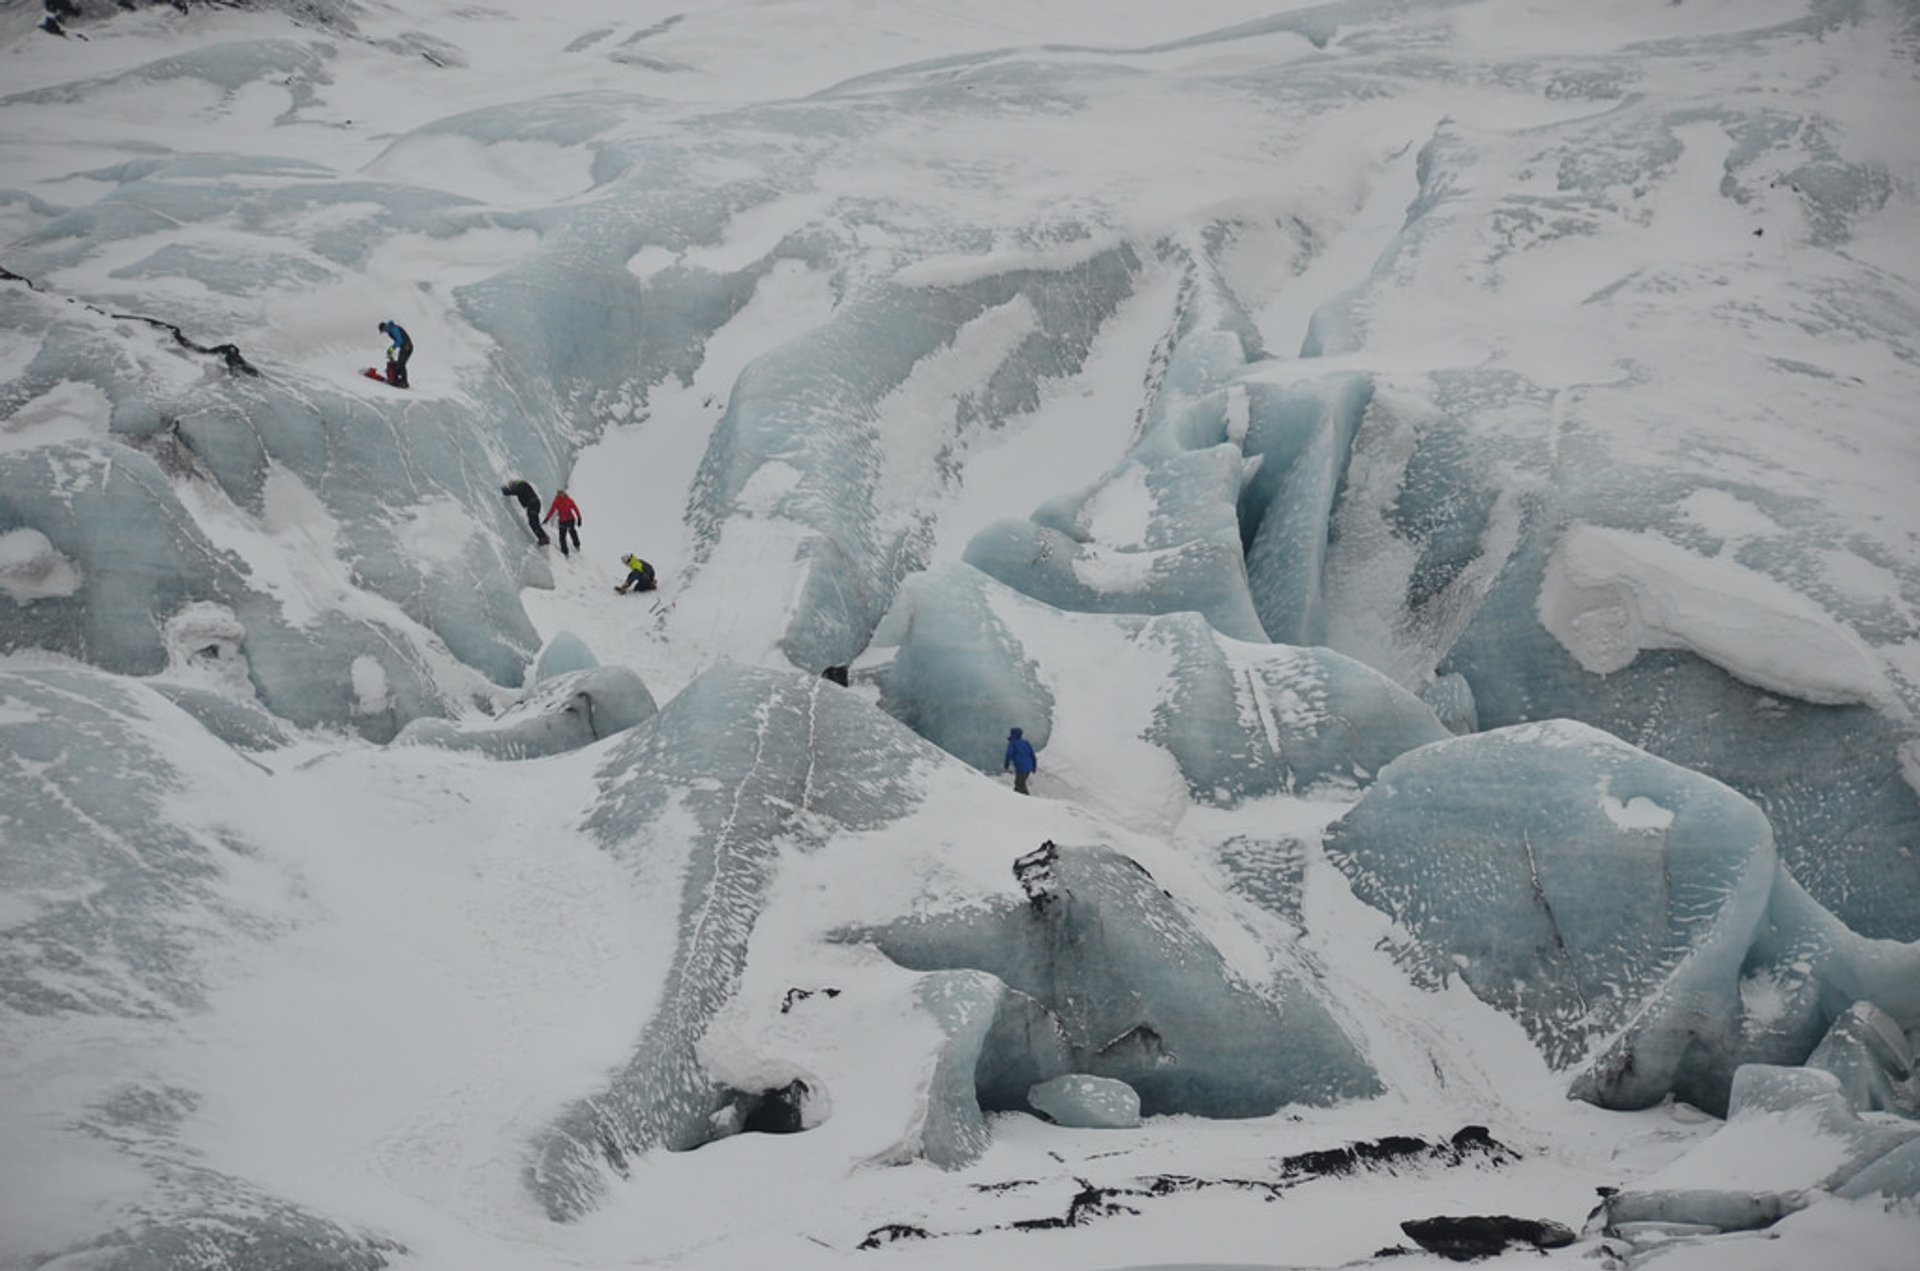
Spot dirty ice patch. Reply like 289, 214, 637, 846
1538, 523, 1900, 714
0, 528, 82, 603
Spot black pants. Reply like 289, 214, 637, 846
388, 341, 412, 388
524, 504, 549, 544
624, 568, 656, 592
557, 519, 580, 555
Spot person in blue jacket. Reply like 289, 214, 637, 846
1004, 727, 1038, 795
377, 319, 413, 388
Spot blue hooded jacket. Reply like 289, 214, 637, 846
1004, 728, 1037, 775
379, 320, 412, 351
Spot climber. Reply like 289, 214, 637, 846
377, 319, 413, 388
544, 488, 582, 556
500, 479, 549, 545
1004, 727, 1037, 795
615, 554, 657, 594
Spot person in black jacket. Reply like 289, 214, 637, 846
500, 479, 549, 545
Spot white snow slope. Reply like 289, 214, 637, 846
2, 2, 1918, 1270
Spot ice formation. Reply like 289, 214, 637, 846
1327, 719, 1920, 1114
849, 841, 1380, 1120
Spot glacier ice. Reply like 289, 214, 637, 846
847, 840, 1380, 1120
868, 562, 1447, 800
689, 248, 1145, 671
1329, 718, 1920, 1114
1327, 719, 1778, 1112
865, 564, 1057, 775
1238, 374, 1374, 647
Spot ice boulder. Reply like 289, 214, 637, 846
1326, 720, 1778, 1113
528, 663, 950, 1220
1028, 1074, 1142, 1129
847, 841, 1379, 1119
395, 665, 655, 759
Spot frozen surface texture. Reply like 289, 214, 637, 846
851, 840, 1380, 1119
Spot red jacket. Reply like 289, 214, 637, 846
544, 492, 581, 524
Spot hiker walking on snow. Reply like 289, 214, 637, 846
615, 554, 656, 594
544, 488, 582, 556
501, 479, 549, 545
1004, 727, 1037, 795
377, 320, 413, 388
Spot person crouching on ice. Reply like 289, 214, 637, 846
377, 319, 413, 388
544, 488, 582, 556
615, 554, 656, 594
1004, 727, 1037, 795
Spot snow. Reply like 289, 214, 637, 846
1538, 522, 1902, 713
3, 1, 1918, 1269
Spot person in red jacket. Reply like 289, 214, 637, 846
544, 488, 582, 556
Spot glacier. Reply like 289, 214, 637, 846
2, 0, 1918, 1268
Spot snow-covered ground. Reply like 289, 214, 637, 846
3, 2, 1918, 1269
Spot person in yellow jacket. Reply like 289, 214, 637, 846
614, 554, 657, 594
